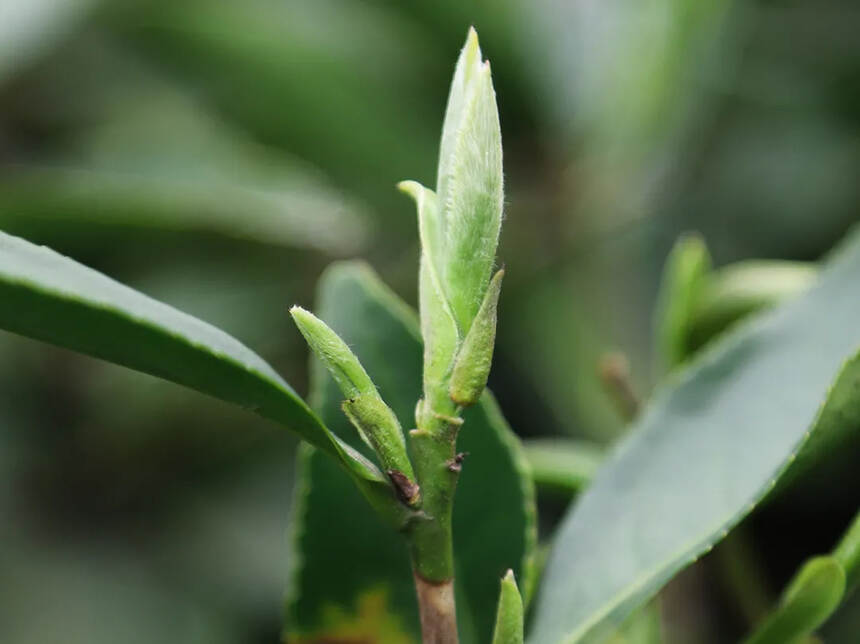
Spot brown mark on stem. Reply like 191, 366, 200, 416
446, 452, 469, 473
387, 469, 421, 507
413, 571, 458, 644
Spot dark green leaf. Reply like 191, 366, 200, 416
286, 262, 536, 643
529, 229, 860, 643
0, 231, 381, 484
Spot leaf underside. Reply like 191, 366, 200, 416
529, 228, 860, 643
285, 261, 536, 643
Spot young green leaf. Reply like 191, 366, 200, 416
343, 395, 417, 499
833, 510, 860, 593
403, 28, 504, 339
492, 570, 524, 644
439, 37, 504, 335
398, 181, 459, 417
652, 233, 710, 375
0, 230, 393, 496
688, 260, 817, 355
437, 26, 482, 215
290, 305, 415, 488
743, 556, 846, 644
449, 268, 504, 406
744, 509, 860, 644
523, 439, 605, 497
529, 228, 860, 644
286, 261, 536, 643
654, 233, 817, 374
290, 306, 376, 399
398, 180, 445, 295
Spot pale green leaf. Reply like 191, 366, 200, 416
286, 261, 536, 643
449, 268, 504, 406
290, 306, 376, 399
441, 57, 504, 334
492, 570, 524, 644
437, 26, 482, 208
398, 181, 460, 410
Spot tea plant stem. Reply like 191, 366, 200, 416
413, 571, 458, 643
408, 401, 463, 641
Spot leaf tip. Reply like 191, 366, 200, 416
289, 305, 315, 329
397, 179, 421, 200
465, 25, 480, 57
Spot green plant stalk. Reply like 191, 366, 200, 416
408, 398, 463, 642
406, 317, 473, 640
398, 27, 504, 641
408, 423, 459, 580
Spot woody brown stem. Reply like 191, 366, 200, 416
413, 571, 458, 643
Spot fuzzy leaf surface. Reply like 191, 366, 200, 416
286, 262, 536, 643
492, 570, 524, 644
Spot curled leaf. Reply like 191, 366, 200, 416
290, 306, 376, 399
291, 306, 414, 482
343, 394, 416, 492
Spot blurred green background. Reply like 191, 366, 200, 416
0, 1, 858, 642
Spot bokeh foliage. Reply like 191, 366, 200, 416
1, 1, 858, 642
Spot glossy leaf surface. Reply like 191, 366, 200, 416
0, 230, 380, 482
286, 262, 536, 643
530, 229, 860, 643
